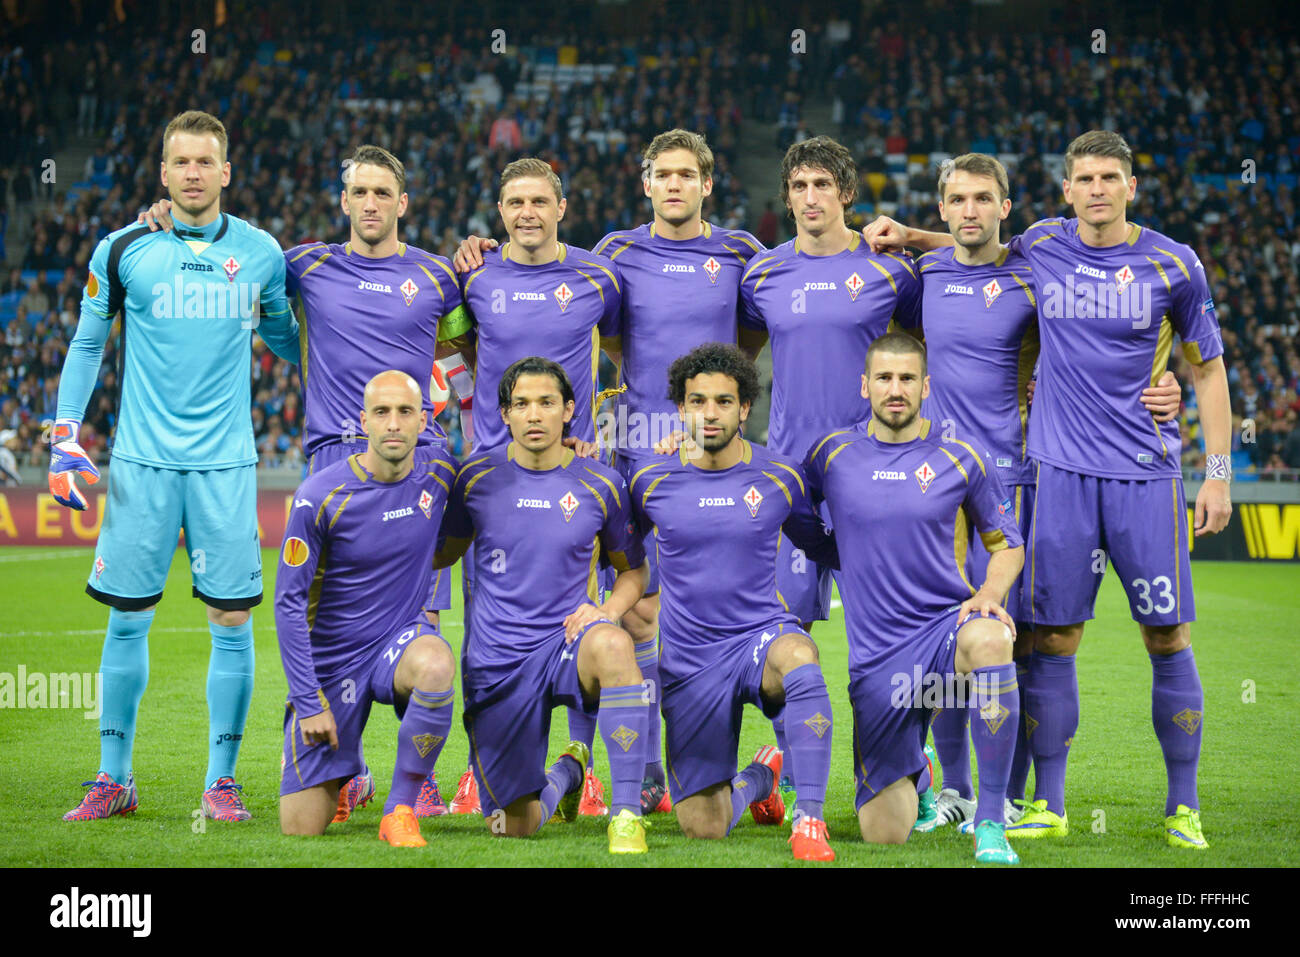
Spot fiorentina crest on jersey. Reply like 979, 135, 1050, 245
418, 489, 433, 518
703, 256, 721, 284
743, 485, 763, 517
914, 461, 936, 493
983, 278, 1002, 307
1114, 264, 1136, 293
400, 277, 419, 306
222, 256, 240, 282
559, 490, 579, 521
845, 271, 865, 302
554, 282, 574, 312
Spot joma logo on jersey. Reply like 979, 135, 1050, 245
516, 497, 552, 509
662, 263, 696, 273
698, 496, 735, 507
382, 507, 414, 522
512, 291, 546, 301
1074, 264, 1108, 279
180, 261, 213, 272
944, 283, 975, 295
150, 279, 261, 323
872, 469, 906, 480
356, 280, 393, 293
803, 281, 837, 291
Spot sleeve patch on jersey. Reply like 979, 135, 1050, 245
86, 272, 99, 299
283, 537, 310, 567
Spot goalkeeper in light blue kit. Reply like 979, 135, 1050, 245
54, 111, 301, 822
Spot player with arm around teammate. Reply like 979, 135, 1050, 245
804, 333, 1025, 863
434, 357, 652, 853
275, 371, 458, 846
629, 343, 839, 861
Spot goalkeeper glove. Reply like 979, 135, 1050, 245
48, 418, 101, 510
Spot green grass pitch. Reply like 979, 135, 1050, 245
1, 546, 1296, 867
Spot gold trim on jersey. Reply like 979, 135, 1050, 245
1171, 478, 1182, 618
328, 492, 353, 530
463, 465, 497, 497
576, 477, 608, 520
769, 459, 807, 497
315, 484, 347, 526
762, 470, 793, 506
938, 445, 969, 482
881, 251, 916, 278
1146, 256, 1172, 292
979, 529, 1009, 552
954, 509, 974, 594
809, 429, 854, 461
347, 455, 369, 482
580, 464, 621, 507
865, 257, 897, 295
299, 250, 333, 279
1151, 246, 1190, 282
587, 534, 602, 603
289, 243, 327, 263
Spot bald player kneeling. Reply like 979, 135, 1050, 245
274, 371, 458, 846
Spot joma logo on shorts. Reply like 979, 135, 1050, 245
516, 498, 551, 509
698, 496, 735, 507
872, 469, 906, 480
382, 507, 414, 521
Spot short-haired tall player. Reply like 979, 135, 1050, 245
56, 110, 301, 822
865, 131, 1230, 848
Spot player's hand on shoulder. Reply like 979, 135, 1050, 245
957, 590, 1016, 635
1193, 479, 1232, 537
136, 198, 175, 232
653, 429, 690, 455
452, 235, 498, 273
562, 436, 601, 459
862, 215, 907, 254
299, 707, 339, 750
1141, 370, 1182, 423
563, 603, 608, 643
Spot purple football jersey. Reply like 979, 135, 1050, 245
443, 444, 644, 677
460, 243, 622, 451
274, 445, 458, 716
804, 419, 1021, 671
593, 222, 764, 448
740, 234, 922, 461
914, 246, 1040, 486
629, 440, 835, 677
1012, 218, 1224, 478
285, 242, 465, 457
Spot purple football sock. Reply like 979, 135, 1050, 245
537, 752, 585, 829
970, 663, 1019, 826
781, 663, 832, 821
634, 637, 665, 786
598, 685, 649, 816
1151, 647, 1202, 815
1006, 655, 1033, 804
566, 707, 598, 768
729, 761, 774, 833
384, 687, 453, 814
930, 704, 972, 799
1025, 651, 1077, 816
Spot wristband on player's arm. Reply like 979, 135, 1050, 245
1205, 453, 1231, 482
47, 418, 101, 510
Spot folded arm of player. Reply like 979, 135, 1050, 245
862, 215, 954, 255
255, 250, 301, 365
1190, 355, 1232, 536
958, 544, 1024, 634
563, 561, 649, 642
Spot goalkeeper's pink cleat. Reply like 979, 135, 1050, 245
64, 772, 138, 821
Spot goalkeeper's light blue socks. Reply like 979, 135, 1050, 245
205, 619, 254, 788
98, 608, 153, 784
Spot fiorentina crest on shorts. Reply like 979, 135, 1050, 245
914, 461, 936, 493
554, 282, 574, 312
1114, 263, 1136, 293
845, 271, 864, 302
559, 490, 579, 521
222, 256, 240, 282
418, 489, 433, 518
983, 278, 1002, 307
400, 277, 419, 306
703, 256, 721, 283
743, 485, 763, 517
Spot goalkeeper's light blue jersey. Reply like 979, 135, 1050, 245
57, 212, 300, 469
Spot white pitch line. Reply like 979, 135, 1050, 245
0, 549, 92, 563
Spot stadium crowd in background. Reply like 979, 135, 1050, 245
1, 9, 1298, 476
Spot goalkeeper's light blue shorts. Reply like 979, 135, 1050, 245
86, 458, 262, 611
